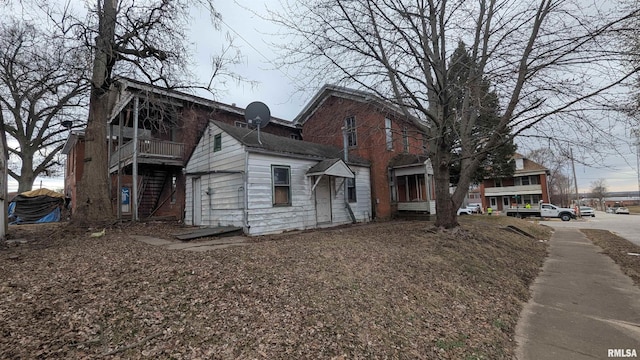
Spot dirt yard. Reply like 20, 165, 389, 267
1, 217, 551, 359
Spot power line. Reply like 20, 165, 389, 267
217, 14, 304, 88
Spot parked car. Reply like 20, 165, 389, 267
615, 207, 630, 214
457, 207, 473, 215
579, 206, 595, 217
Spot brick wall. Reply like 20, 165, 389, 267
301, 96, 426, 219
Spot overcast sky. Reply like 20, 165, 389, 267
191, 1, 640, 195
8, 0, 640, 196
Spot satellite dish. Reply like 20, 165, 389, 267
244, 101, 271, 129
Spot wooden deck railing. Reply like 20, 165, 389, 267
111, 139, 184, 167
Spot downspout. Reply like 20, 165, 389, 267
343, 127, 356, 223
243, 151, 249, 233
116, 113, 121, 221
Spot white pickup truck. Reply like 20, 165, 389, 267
504, 203, 576, 221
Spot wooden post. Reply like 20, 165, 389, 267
132, 96, 139, 221
0, 110, 8, 239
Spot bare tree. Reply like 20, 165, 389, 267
66, 0, 234, 225
590, 178, 608, 210
0, 19, 89, 193
273, 0, 640, 228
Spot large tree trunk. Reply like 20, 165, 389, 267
17, 156, 34, 193
71, 0, 116, 226
432, 151, 459, 229
72, 90, 114, 226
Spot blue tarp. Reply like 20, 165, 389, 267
8, 189, 65, 224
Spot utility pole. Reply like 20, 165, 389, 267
570, 148, 579, 206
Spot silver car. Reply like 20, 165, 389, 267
579, 206, 595, 217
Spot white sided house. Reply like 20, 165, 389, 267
185, 121, 372, 236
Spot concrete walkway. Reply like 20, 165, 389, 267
515, 228, 640, 359
131, 235, 250, 251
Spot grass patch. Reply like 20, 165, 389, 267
626, 205, 640, 214
581, 229, 640, 286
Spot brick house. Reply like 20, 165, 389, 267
479, 154, 550, 212
294, 84, 434, 219
62, 78, 300, 221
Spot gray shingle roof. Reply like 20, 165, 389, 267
212, 121, 369, 166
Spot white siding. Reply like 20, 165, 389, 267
246, 154, 372, 236
351, 166, 372, 221
185, 122, 245, 227
185, 122, 372, 235
246, 153, 316, 235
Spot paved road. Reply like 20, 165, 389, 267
538, 210, 640, 246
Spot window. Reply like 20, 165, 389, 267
272, 166, 291, 206
494, 179, 502, 187
388, 169, 397, 202
345, 116, 357, 147
290, 134, 300, 140
234, 121, 247, 128
521, 176, 530, 186
385, 118, 393, 150
402, 127, 409, 152
422, 134, 428, 153
347, 178, 357, 202
213, 133, 222, 152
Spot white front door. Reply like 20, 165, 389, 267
192, 177, 202, 226
315, 176, 332, 224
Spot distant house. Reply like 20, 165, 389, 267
294, 84, 434, 219
479, 154, 550, 212
62, 78, 300, 221
184, 121, 371, 235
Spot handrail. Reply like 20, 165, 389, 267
111, 139, 184, 167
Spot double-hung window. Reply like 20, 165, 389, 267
347, 178, 357, 203
385, 118, 393, 150
402, 127, 409, 152
345, 116, 357, 147
272, 166, 291, 206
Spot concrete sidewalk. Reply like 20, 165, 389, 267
515, 228, 640, 359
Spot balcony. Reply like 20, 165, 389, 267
110, 139, 184, 171
484, 184, 543, 196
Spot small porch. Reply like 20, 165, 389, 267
389, 154, 435, 216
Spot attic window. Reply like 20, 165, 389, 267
290, 134, 300, 140
235, 121, 247, 128
213, 133, 222, 152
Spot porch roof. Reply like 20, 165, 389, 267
306, 159, 354, 178
388, 154, 430, 168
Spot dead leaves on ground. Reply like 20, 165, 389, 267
1, 219, 549, 359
